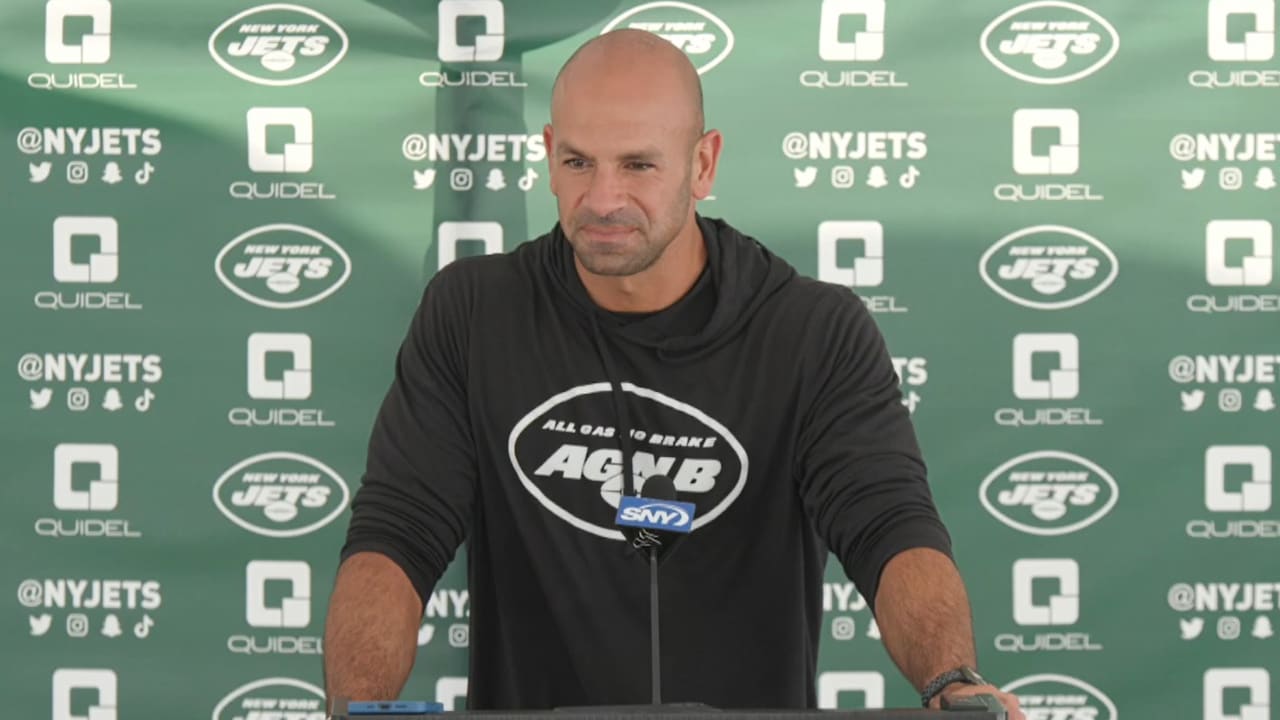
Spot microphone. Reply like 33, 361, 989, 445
614, 474, 697, 705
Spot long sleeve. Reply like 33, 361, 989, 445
339, 264, 478, 606
794, 287, 953, 616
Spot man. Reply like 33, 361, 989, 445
324, 29, 1022, 717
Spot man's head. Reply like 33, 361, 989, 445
544, 29, 722, 278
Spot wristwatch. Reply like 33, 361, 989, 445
920, 665, 987, 708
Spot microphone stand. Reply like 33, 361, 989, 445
649, 543, 661, 705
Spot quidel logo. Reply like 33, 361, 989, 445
228, 561, 321, 655
817, 221, 908, 313
817, 672, 884, 710
437, 221, 504, 269
209, 4, 349, 86
980, 450, 1118, 536
1188, 445, 1279, 540
980, 225, 1118, 309
1191, 0, 1280, 88
1188, 220, 1279, 314
53, 669, 117, 720
232, 107, 334, 201
980, 1, 1120, 84
421, 0, 526, 88
996, 332, 1103, 427
996, 558, 1102, 653
601, 2, 735, 75
31, 0, 138, 91
800, 0, 908, 89
230, 332, 334, 428
215, 224, 351, 309
211, 677, 325, 720
38, 443, 141, 539
995, 108, 1103, 203
1000, 674, 1117, 720
36, 215, 143, 312
213, 452, 349, 537
1204, 668, 1271, 720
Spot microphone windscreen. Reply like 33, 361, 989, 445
638, 474, 676, 500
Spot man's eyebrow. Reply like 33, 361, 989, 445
555, 142, 664, 162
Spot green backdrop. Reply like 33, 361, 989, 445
2, 1, 1277, 718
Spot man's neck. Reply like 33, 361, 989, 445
576, 220, 707, 313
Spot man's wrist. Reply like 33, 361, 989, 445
920, 665, 987, 708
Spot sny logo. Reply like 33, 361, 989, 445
615, 496, 696, 533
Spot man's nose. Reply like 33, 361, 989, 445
581, 167, 627, 217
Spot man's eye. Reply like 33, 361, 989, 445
629, 162, 654, 170
564, 158, 587, 169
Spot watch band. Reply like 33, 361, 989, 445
919, 665, 986, 708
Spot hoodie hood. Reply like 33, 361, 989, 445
541, 214, 797, 363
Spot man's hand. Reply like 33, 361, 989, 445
930, 683, 1024, 719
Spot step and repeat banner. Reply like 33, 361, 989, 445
1, 0, 1277, 717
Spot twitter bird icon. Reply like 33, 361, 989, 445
30, 388, 53, 410
29, 614, 52, 636
29, 162, 52, 183
413, 169, 436, 190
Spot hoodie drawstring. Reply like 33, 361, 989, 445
590, 313, 639, 499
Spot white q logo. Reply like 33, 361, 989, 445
438, 0, 505, 62
1208, 0, 1276, 62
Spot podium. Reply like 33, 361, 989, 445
329, 696, 1010, 719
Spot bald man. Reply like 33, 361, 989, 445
325, 30, 1021, 717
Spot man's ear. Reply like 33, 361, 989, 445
543, 123, 556, 195
691, 129, 723, 200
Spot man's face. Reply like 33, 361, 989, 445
545, 89, 698, 277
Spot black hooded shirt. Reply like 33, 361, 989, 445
340, 215, 953, 710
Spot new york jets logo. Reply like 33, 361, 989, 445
209, 4, 349, 86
